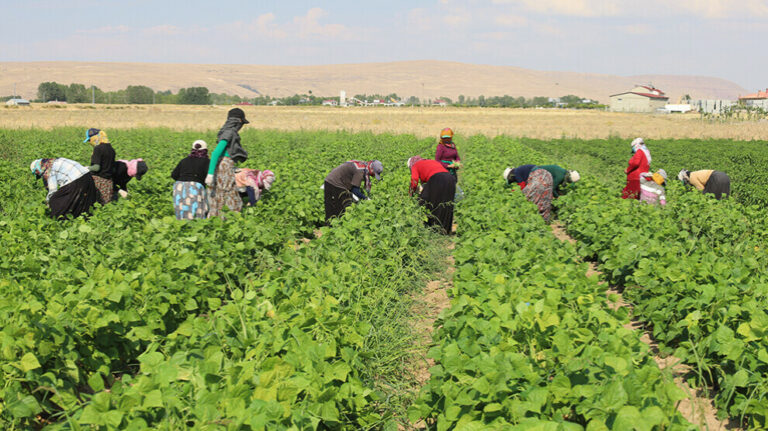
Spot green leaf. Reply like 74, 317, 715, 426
19, 352, 41, 372
143, 390, 164, 408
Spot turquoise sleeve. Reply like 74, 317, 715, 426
207, 139, 229, 175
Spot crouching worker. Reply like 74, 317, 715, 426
171, 140, 210, 220
83, 128, 117, 204
324, 160, 384, 223
503, 164, 536, 190
640, 169, 667, 205
408, 156, 456, 234
678, 169, 731, 200
113, 159, 148, 199
31, 158, 100, 219
235, 168, 275, 206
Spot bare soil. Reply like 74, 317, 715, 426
406, 241, 455, 429
550, 222, 737, 430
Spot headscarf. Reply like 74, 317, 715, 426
30, 158, 54, 180
348, 160, 380, 193
190, 140, 208, 158
258, 169, 275, 191
677, 169, 690, 184
567, 170, 580, 183
84, 129, 110, 146
652, 169, 667, 186
439, 128, 455, 148
407, 156, 423, 169
631, 137, 651, 163
118, 159, 146, 178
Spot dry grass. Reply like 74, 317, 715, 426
3, 104, 768, 140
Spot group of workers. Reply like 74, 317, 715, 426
621, 137, 731, 204
30, 129, 147, 219
30, 108, 274, 221
323, 128, 460, 234
29, 114, 732, 229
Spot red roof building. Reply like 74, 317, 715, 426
739, 89, 768, 101
609, 85, 669, 113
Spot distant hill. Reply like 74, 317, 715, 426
0, 60, 747, 103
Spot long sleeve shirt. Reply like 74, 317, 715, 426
172, 156, 210, 185
689, 170, 714, 191
325, 162, 365, 191
90, 143, 116, 179
46, 158, 89, 201
625, 151, 650, 181
435, 144, 460, 169
410, 159, 448, 194
207, 139, 231, 175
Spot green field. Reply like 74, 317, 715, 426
1, 129, 767, 429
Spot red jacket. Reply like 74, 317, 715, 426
625, 150, 649, 181
410, 159, 448, 194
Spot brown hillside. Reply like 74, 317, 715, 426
0, 60, 746, 103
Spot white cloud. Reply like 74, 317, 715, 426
492, 0, 621, 17
293, 8, 351, 39
490, 0, 768, 18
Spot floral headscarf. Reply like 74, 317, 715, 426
407, 156, 423, 169
439, 128, 455, 148
84, 129, 110, 146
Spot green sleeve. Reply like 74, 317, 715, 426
207, 139, 229, 175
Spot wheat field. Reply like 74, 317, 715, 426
2, 104, 768, 140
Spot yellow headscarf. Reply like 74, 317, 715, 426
86, 130, 110, 146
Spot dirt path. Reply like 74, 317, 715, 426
550, 222, 737, 431
406, 241, 455, 429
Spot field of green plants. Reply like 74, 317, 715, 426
1, 129, 767, 429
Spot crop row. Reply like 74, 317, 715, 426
519, 137, 768, 207
556, 181, 768, 428
0, 129, 443, 428
409, 137, 693, 430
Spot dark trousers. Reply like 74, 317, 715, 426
419, 172, 456, 234
324, 181, 354, 224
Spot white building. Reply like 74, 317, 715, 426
6, 98, 30, 106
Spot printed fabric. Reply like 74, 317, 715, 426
208, 156, 243, 217
45, 158, 89, 201
347, 160, 373, 193
524, 169, 554, 222
639, 175, 666, 205
174, 181, 208, 220
93, 176, 114, 204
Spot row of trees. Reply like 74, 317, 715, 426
36, 82, 211, 105
26, 81, 603, 109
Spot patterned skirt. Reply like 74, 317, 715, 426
173, 181, 208, 220
524, 169, 554, 223
207, 157, 242, 218
93, 176, 114, 204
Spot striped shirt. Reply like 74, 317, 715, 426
46, 158, 89, 201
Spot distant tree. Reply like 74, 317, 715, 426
126, 85, 155, 104
37, 82, 67, 102
560, 95, 582, 105
478, 95, 486, 107
406, 96, 420, 105
458, 95, 465, 105
531, 96, 549, 107
65, 83, 89, 103
178, 87, 211, 105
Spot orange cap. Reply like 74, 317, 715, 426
440, 128, 453, 139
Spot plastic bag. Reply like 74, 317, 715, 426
454, 184, 465, 202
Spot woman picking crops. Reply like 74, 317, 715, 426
113, 159, 148, 199
435, 128, 461, 178
30, 158, 100, 219
408, 156, 456, 234
622, 138, 651, 199
83, 128, 117, 204
324, 160, 384, 223
639, 169, 667, 205
503, 164, 536, 190
677, 169, 731, 200
205, 108, 250, 217
235, 168, 275, 207
520, 166, 579, 223
171, 140, 211, 220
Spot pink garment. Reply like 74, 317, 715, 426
235, 168, 259, 189
435, 143, 460, 169
118, 159, 143, 177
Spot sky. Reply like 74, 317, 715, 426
2, 0, 767, 91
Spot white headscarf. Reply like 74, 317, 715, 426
631, 138, 651, 163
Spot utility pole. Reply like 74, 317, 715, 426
13, 83, 16, 98
91, 85, 95, 104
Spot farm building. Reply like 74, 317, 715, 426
738, 89, 768, 110
692, 99, 736, 114
609, 86, 669, 113
5, 98, 30, 106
